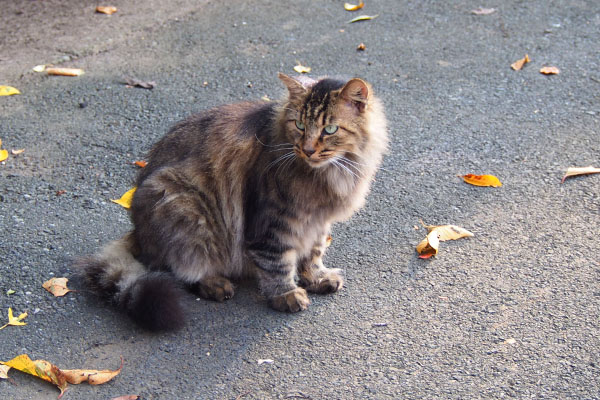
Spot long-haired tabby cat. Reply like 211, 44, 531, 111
77, 73, 388, 331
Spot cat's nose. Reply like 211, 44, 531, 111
302, 147, 316, 157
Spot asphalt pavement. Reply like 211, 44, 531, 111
1, 0, 599, 399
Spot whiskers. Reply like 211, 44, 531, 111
263, 151, 297, 177
331, 156, 363, 180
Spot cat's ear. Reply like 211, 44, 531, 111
278, 73, 308, 100
339, 78, 370, 113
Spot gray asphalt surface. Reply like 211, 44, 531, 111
1, 0, 599, 399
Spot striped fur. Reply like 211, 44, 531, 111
76, 73, 388, 331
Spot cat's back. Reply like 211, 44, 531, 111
137, 101, 277, 185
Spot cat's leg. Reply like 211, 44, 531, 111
187, 276, 234, 302
249, 247, 310, 312
298, 234, 344, 294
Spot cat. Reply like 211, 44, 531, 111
76, 73, 388, 331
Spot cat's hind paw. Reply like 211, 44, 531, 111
269, 287, 310, 312
189, 276, 235, 302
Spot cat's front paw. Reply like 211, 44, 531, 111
268, 287, 310, 312
301, 268, 344, 294
189, 276, 235, 302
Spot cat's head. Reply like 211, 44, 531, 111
278, 73, 378, 169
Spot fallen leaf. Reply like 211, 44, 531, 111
111, 187, 137, 209
33, 64, 47, 72
0, 364, 10, 379
461, 174, 503, 187
0, 86, 21, 96
46, 67, 85, 77
561, 166, 600, 183
111, 396, 139, 400
6, 289, 15, 295
124, 78, 156, 89
56, 190, 67, 196
62, 357, 123, 385
511, 54, 530, 71
257, 359, 274, 365
96, 5, 118, 15
0, 308, 28, 330
540, 66, 560, 75
42, 277, 73, 297
504, 338, 517, 345
134, 160, 148, 168
416, 229, 440, 258
471, 7, 496, 15
416, 223, 474, 258
293, 64, 312, 74
357, 43, 366, 51
261, 95, 271, 102
348, 14, 379, 23
11, 149, 25, 155
0, 149, 7, 162
344, 1, 365, 11
2, 354, 68, 397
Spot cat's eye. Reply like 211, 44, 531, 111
295, 120, 305, 131
323, 125, 338, 135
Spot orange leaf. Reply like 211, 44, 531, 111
62, 357, 123, 385
96, 5, 118, 15
461, 174, 502, 187
134, 160, 148, 168
511, 54, 530, 71
42, 277, 73, 297
344, 1, 364, 11
540, 66, 560, 75
46, 67, 85, 77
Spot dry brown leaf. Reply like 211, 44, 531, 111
111, 396, 139, 400
46, 67, 85, 77
461, 174, 502, 187
11, 149, 24, 155
357, 43, 366, 51
417, 223, 473, 258
42, 277, 73, 297
540, 66, 560, 75
96, 5, 118, 15
511, 54, 530, 71
124, 78, 156, 89
561, 166, 600, 183
62, 357, 123, 385
344, 1, 365, 11
471, 7, 496, 15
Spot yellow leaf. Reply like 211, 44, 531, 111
0, 308, 28, 330
461, 174, 502, 187
0, 86, 21, 96
344, 1, 364, 11
62, 357, 123, 385
511, 54, 530, 71
348, 14, 379, 23
2, 354, 68, 396
96, 5, 118, 15
561, 165, 600, 183
42, 277, 73, 297
293, 64, 311, 74
46, 67, 85, 77
0, 364, 10, 379
0, 149, 8, 162
111, 187, 137, 209
540, 66, 560, 75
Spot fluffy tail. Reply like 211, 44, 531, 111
75, 232, 185, 331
